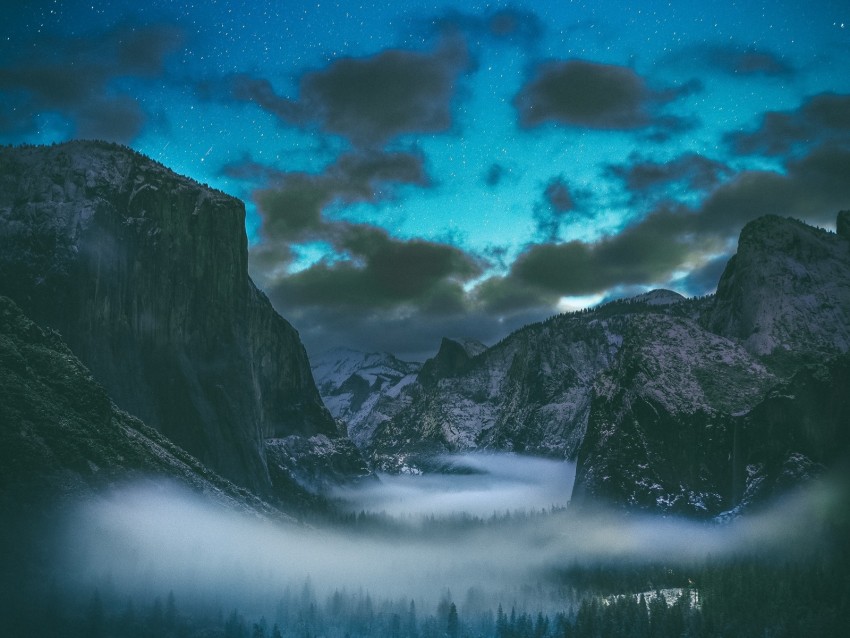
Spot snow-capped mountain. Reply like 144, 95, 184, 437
706, 214, 850, 362
347, 213, 850, 515
4, 142, 847, 518
311, 348, 422, 447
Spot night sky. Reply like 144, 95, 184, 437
2, 1, 849, 359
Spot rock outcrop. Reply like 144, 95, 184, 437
706, 215, 850, 363
311, 348, 421, 448
0, 141, 340, 496
0, 295, 280, 517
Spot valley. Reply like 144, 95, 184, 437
1, 142, 848, 637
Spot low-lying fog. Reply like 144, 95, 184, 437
332, 454, 576, 517
63, 453, 843, 616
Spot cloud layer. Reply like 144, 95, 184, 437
2, 5, 848, 358
0, 23, 182, 142
513, 59, 698, 136
229, 39, 469, 148
61, 470, 847, 612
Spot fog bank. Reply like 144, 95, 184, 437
60, 455, 845, 615
332, 453, 577, 517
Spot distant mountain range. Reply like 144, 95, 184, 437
314, 213, 850, 516
1, 141, 848, 520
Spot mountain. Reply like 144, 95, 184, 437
3, 140, 846, 517
353, 214, 850, 515
0, 141, 361, 498
728, 355, 850, 513
0, 294, 297, 633
311, 348, 421, 448
0, 295, 281, 517
706, 214, 850, 365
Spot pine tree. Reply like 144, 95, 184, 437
496, 604, 507, 638
447, 602, 459, 638
407, 599, 419, 638
84, 589, 104, 638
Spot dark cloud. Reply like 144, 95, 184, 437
494, 141, 850, 299
675, 255, 731, 297
219, 155, 284, 183
674, 43, 794, 77
273, 302, 548, 362
265, 227, 481, 310
605, 153, 732, 201
255, 174, 329, 240
228, 39, 469, 148
482, 162, 520, 188
245, 149, 483, 343
253, 150, 430, 241
533, 176, 582, 241
430, 7, 544, 47
483, 163, 507, 187
252, 134, 850, 355
513, 59, 698, 135
0, 24, 182, 142
250, 141, 850, 356
75, 95, 147, 141
229, 75, 306, 124
473, 275, 555, 314
511, 208, 694, 295
544, 177, 575, 212
112, 24, 185, 75
695, 144, 850, 233
725, 93, 850, 157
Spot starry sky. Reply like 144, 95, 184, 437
2, 1, 849, 359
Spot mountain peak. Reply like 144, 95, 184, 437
417, 337, 484, 385
444, 337, 488, 357
707, 212, 850, 359
0, 141, 339, 497
629, 289, 686, 306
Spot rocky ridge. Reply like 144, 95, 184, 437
312, 214, 850, 515
311, 348, 422, 447
0, 141, 360, 499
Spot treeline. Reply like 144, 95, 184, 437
315, 505, 570, 538
14, 548, 849, 638
560, 550, 850, 637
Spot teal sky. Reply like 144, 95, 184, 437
2, 1, 849, 358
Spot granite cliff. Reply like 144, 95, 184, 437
0, 141, 359, 497
0, 294, 280, 516
313, 214, 850, 516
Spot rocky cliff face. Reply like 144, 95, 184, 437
326, 215, 850, 516
572, 312, 775, 515
0, 294, 292, 623
0, 141, 339, 495
706, 215, 850, 363
729, 355, 850, 512
311, 348, 421, 448
0, 295, 280, 517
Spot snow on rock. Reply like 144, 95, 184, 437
354, 214, 850, 517
311, 348, 421, 448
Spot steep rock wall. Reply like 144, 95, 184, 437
0, 141, 337, 494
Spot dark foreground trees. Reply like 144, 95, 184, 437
11, 546, 848, 638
